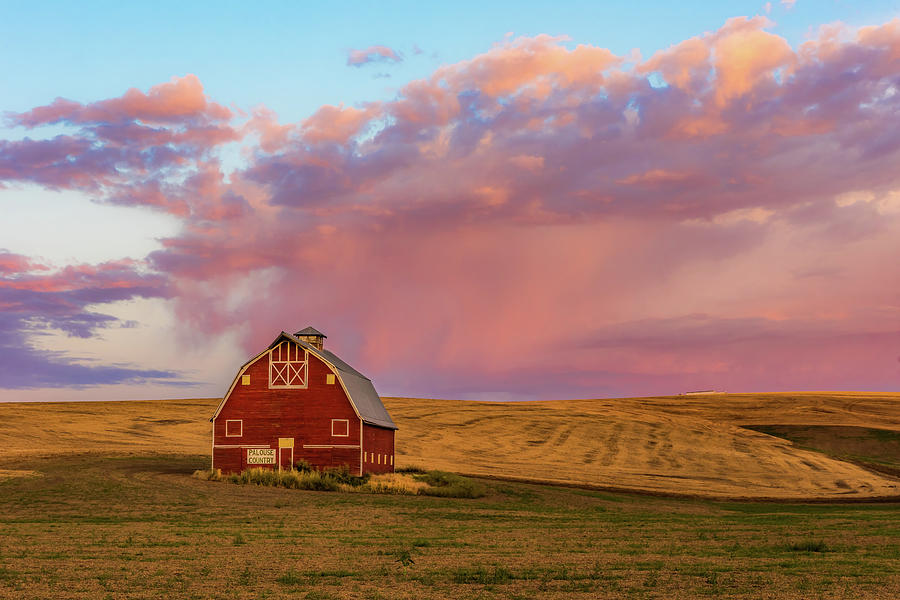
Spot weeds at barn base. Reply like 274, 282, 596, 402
192, 466, 486, 498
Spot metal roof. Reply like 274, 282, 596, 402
294, 326, 326, 338
279, 332, 397, 430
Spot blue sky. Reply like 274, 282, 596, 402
3, 0, 896, 121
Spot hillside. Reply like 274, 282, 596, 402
389, 393, 900, 499
1, 392, 898, 499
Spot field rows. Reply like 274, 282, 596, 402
1, 393, 899, 499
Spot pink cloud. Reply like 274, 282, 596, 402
617, 169, 711, 192
638, 36, 710, 92
301, 103, 379, 145
2, 75, 240, 215
4, 17, 900, 397
0, 251, 48, 275
245, 106, 295, 153
10, 74, 231, 126
711, 17, 795, 106
434, 35, 620, 99
347, 45, 403, 67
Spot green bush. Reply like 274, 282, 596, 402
322, 464, 370, 487
395, 465, 427, 474
414, 471, 485, 498
788, 540, 829, 553
293, 459, 314, 473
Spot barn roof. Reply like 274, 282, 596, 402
279, 332, 397, 430
294, 326, 326, 338
210, 331, 397, 430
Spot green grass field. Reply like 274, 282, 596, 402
1, 453, 899, 599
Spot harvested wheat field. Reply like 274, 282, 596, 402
1, 392, 898, 499
390, 392, 900, 499
2, 393, 900, 599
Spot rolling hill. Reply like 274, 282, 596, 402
1, 392, 898, 499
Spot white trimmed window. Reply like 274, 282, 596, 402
269, 341, 308, 389
225, 420, 242, 437
332, 419, 349, 437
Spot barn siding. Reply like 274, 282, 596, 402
213, 446, 242, 475
213, 345, 365, 474
362, 424, 395, 474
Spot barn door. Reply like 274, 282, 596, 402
278, 437, 294, 471
279, 447, 293, 471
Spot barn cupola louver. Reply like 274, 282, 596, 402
294, 326, 327, 350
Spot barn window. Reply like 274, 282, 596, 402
326, 373, 336, 385
268, 341, 308, 389
332, 419, 349, 437
390, 455, 393, 466
241, 375, 250, 386
225, 420, 242, 437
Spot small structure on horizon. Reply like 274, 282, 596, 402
210, 327, 396, 475
680, 390, 725, 395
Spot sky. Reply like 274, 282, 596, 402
1, 0, 899, 402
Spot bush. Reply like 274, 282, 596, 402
322, 464, 370, 487
788, 540, 829, 553
414, 471, 486, 498
293, 459, 314, 473
192, 468, 222, 481
395, 465, 427, 474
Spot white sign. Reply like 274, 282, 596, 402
247, 448, 276, 464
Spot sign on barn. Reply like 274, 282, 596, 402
246, 449, 276, 464
210, 327, 397, 476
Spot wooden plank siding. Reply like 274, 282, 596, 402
212, 342, 390, 475
362, 424, 396, 474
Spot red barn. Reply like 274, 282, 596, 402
210, 327, 397, 475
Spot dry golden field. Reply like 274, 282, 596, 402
390, 393, 900, 499
1, 393, 900, 599
1, 392, 898, 499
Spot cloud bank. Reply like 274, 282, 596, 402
0, 251, 183, 389
3, 16, 900, 398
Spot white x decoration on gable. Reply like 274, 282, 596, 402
268, 341, 309, 389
